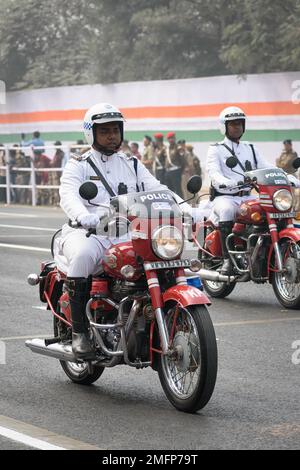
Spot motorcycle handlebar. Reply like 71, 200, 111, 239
68, 220, 97, 237
219, 176, 257, 191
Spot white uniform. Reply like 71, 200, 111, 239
57, 148, 198, 277
206, 137, 271, 224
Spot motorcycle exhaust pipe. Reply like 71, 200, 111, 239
185, 268, 235, 283
25, 338, 79, 363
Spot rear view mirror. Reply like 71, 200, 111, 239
79, 181, 98, 201
187, 175, 202, 194
226, 156, 238, 169
293, 158, 300, 170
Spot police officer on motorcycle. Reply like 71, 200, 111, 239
59, 103, 201, 359
206, 106, 272, 274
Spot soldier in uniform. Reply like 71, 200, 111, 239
58, 103, 202, 358
165, 132, 185, 197
181, 143, 199, 201
141, 135, 155, 174
276, 140, 299, 175
276, 140, 300, 211
49, 141, 64, 206
153, 133, 167, 184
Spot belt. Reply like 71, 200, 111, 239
215, 190, 250, 197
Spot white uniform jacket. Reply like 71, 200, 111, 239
59, 148, 198, 247
206, 137, 271, 194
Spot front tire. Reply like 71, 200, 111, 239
158, 304, 217, 413
272, 240, 300, 309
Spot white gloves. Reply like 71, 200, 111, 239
77, 213, 99, 229
287, 174, 300, 188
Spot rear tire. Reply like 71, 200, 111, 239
54, 316, 104, 385
59, 360, 104, 385
202, 278, 236, 298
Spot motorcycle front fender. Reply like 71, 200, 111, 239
278, 227, 300, 243
162, 285, 211, 308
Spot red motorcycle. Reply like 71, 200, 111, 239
26, 178, 217, 413
194, 156, 300, 309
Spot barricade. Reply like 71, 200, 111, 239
0, 144, 88, 206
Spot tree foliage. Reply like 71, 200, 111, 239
0, 0, 299, 90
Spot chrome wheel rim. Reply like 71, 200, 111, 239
161, 307, 201, 399
274, 243, 300, 302
65, 361, 88, 374
204, 279, 227, 291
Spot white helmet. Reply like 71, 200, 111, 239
83, 102, 125, 153
219, 106, 246, 136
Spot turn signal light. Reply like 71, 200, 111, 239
294, 212, 300, 221
251, 212, 262, 223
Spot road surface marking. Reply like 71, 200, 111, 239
0, 415, 101, 450
0, 425, 64, 450
0, 224, 56, 232
0, 212, 38, 218
214, 317, 300, 327
0, 334, 49, 341
0, 243, 50, 253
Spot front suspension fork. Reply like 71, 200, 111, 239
268, 216, 284, 271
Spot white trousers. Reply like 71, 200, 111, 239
62, 229, 111, 278
210, 195, 256, 225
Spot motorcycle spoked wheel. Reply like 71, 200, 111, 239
158, 304, 217, 413
54, 317, 104, 385
272, 240, 300, 309
198, 249, 236, 298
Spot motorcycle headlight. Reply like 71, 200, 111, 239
273, 189, 293, 212
152, 225, 183, 260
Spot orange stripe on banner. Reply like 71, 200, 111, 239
0, 102, 300, 124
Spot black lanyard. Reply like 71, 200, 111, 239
222, 143, 257, 171
86, 155, 140, 197
86, 156, 116, 197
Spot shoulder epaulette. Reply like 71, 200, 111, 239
119, 151, 134, 160
70, 150, 91, 162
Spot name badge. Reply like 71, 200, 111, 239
90, 176, 101, 181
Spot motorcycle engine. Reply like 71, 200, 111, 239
110, 279, 146, 302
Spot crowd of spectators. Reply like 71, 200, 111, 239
0, 131, 299, 208
121, 132, 202, 199
0, 130, 203, 205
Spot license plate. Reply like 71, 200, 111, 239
269, 212, 296, 219
144, 259, 191, 270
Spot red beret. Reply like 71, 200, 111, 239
166, 131, 175, 139
154, 133, 164, 139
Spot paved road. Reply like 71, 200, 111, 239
0, 205, 299, 450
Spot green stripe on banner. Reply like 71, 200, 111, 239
0, 129, 300, 144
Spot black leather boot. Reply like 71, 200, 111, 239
219, 221, 234, 275
66, 277, 94, 360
